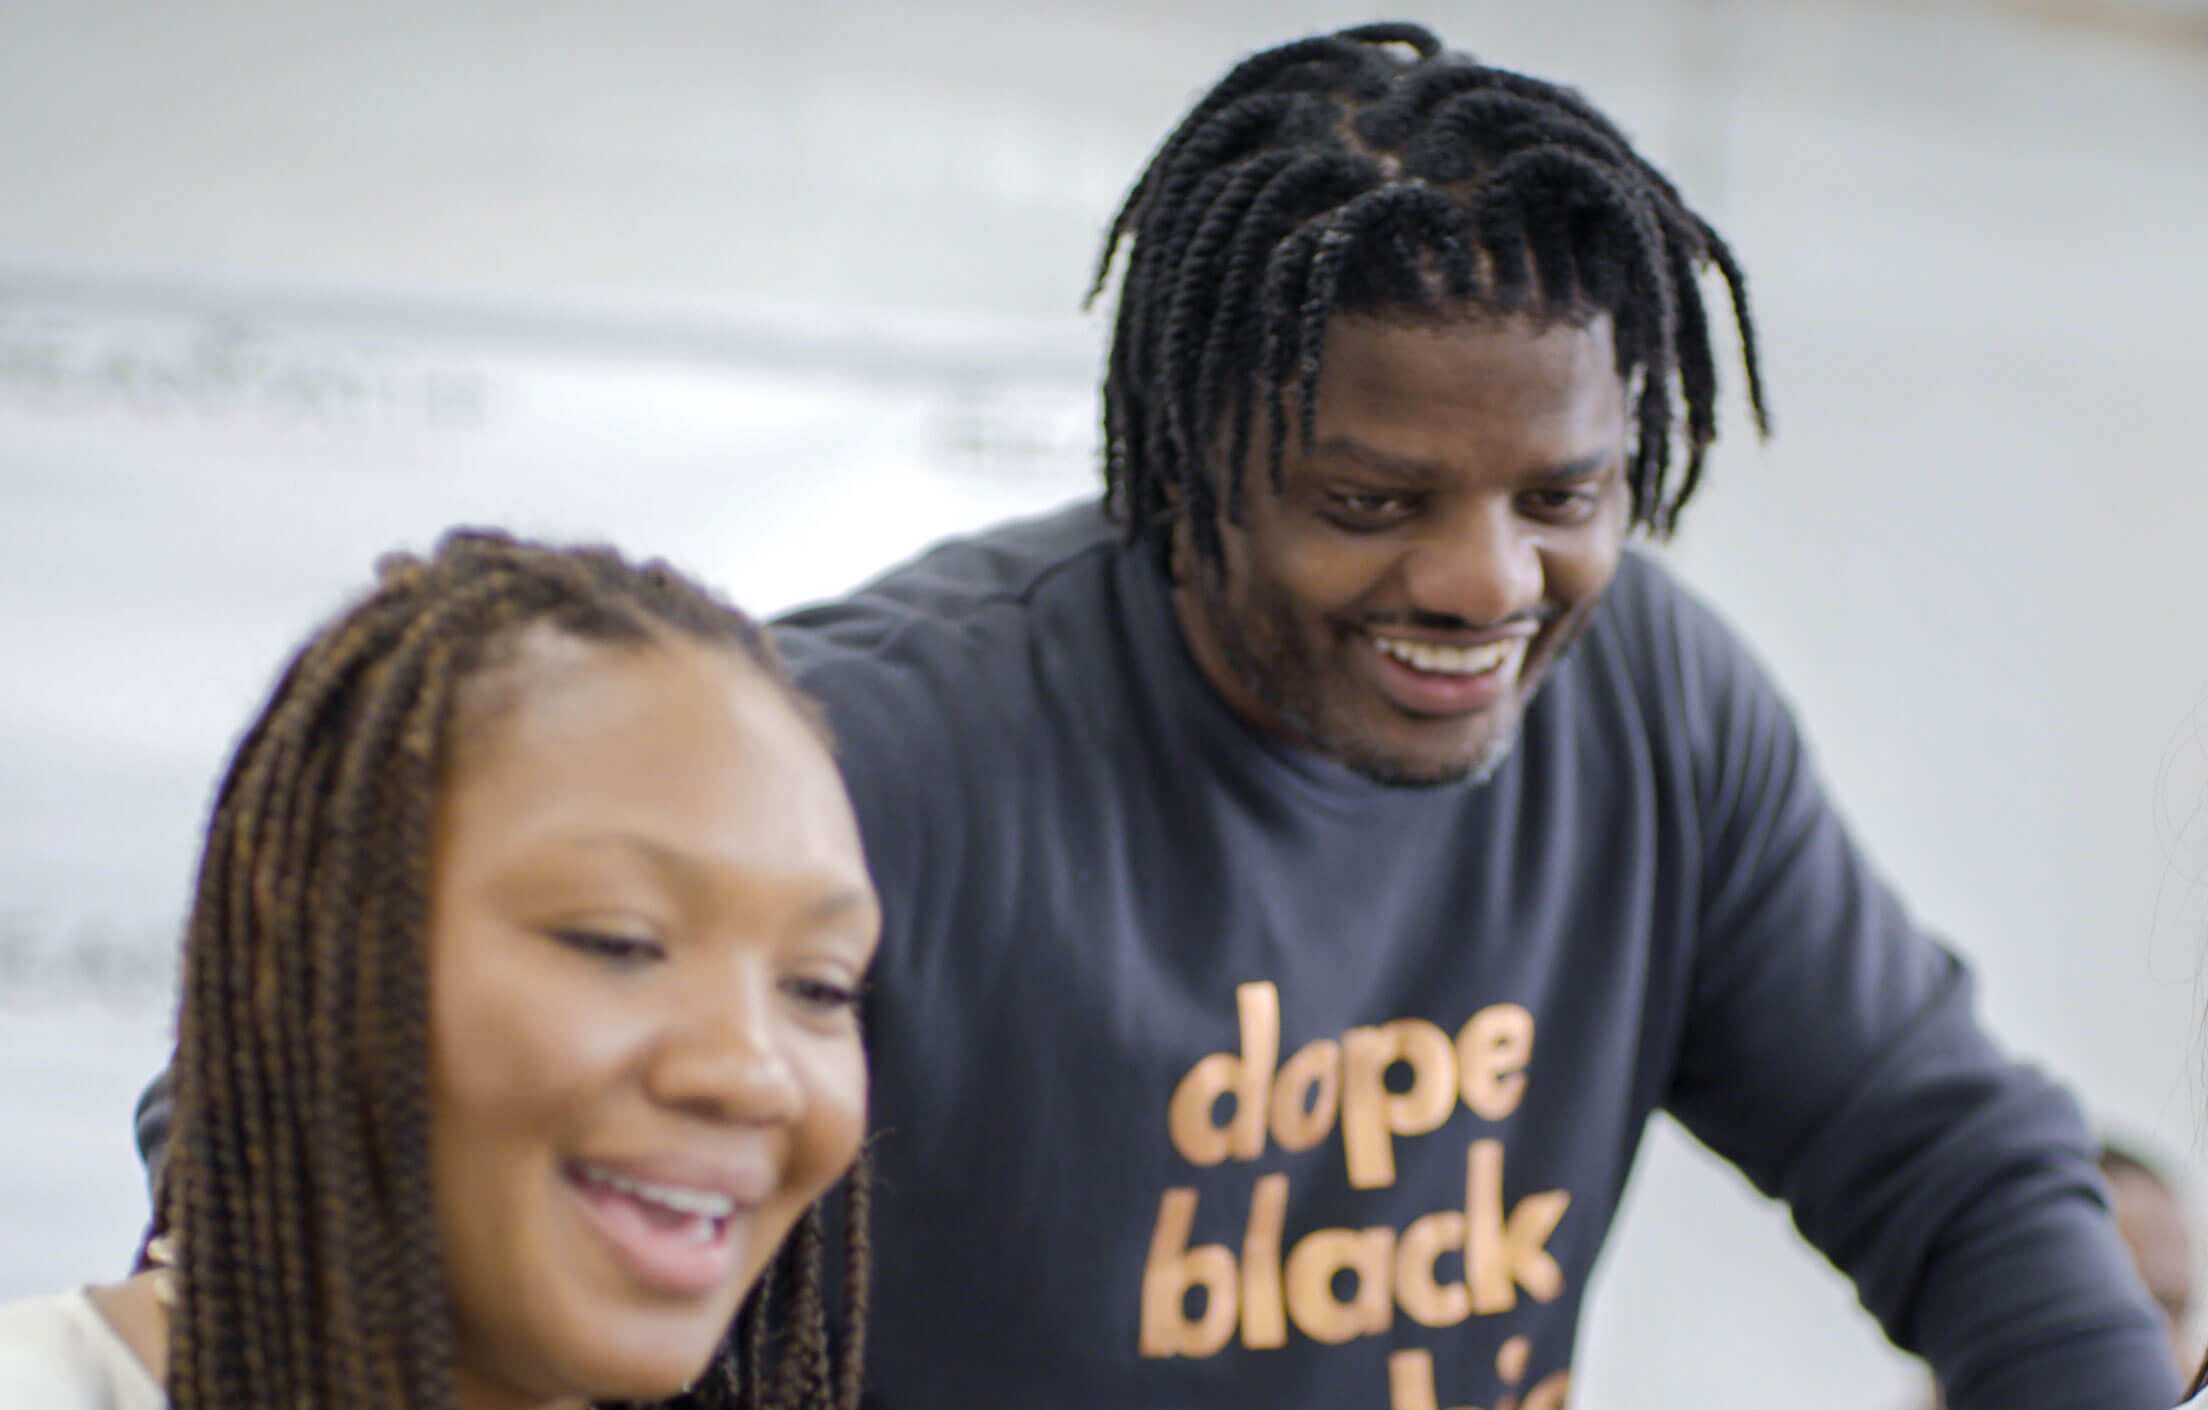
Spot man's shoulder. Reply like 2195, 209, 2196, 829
768, 499, 1131, 786
771, 498, 1120, 679
1556, 547, 1789, 764
1592, 548, 1728, 647
1577, 548, 1750, 694
765, 501, 1132, 879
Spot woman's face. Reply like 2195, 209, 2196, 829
424, 631, 877, 1405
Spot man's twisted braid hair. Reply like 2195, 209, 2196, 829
152, 529, 868, 1410
1090, 21, 1770, 573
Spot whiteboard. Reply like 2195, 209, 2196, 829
0, 274, 1099, 1293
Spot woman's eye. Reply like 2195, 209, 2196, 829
783, 975, 865, 1012
551, 928, 665, 966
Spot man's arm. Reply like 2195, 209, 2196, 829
1654, 584, 2175, 1410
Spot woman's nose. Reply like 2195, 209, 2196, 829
644, 968, 803, 1125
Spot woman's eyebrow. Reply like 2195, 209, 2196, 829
801, 889, 876, 928
551, 830, 701, 878
548, 833, 874, 925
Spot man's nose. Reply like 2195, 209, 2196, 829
1397, 500, 1544, 627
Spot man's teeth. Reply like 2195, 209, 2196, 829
1372, 635, 1522, 676
582, 1164, 737, 1225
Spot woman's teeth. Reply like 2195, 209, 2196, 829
575, 1163, 736, 1241
1372, 635, 1523, 676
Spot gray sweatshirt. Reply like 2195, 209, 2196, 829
138, 500, 2176, 1410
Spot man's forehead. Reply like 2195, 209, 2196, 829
1286, 312, 1629, 468
1313, 310, 1623, 398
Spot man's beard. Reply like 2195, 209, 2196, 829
1182, 566, 1526, 790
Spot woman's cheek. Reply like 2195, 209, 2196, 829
793, 1033, 870, 1181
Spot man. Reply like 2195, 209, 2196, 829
138, 22, 2175, 1410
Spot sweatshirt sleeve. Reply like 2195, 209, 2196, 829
1654, 582, 2176, 1410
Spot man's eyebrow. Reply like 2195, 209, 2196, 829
1306, 437, 1446, 483
1529, 451, 1618, 486
1307, 438, 1619, 486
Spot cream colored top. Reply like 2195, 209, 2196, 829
0, 1289, 163, 1410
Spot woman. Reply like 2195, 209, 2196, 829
0, 531, 877, 1410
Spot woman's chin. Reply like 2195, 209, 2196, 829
470, 1314, 733, 1407
570, 1332, 730, 1403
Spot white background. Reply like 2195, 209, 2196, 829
3, 1, 2207, 1405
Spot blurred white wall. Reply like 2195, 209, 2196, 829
3, 2, 2207, 1406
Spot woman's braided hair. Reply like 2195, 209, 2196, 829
153, 528, 868, 1410
1091, 21, 1769, 573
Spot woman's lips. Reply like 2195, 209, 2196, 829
563, 1160, 751, 1298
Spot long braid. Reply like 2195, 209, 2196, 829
156, 529, 867, 1410
1203, 154, 1379, 534
742, 1254, 779, 1410
834, 1150, 872, 1410
1094, 22, 1770, 574
771, 1211, 833, 1407
243, 711, 321, 1408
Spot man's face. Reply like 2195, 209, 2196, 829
1171, 310, 1631, 787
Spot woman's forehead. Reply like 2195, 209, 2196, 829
434, 636, 862, 885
